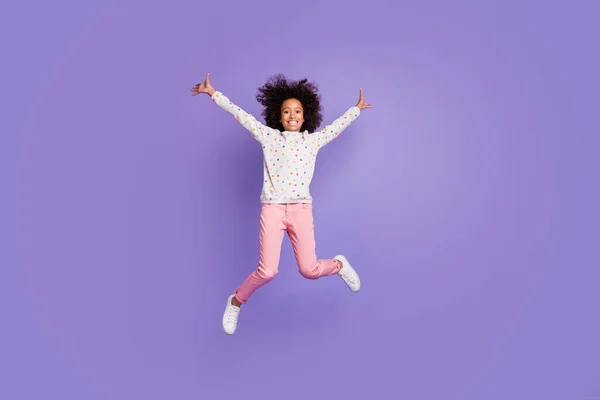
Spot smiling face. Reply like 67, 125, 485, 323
280, 98, 304, 132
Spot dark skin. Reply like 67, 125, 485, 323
190, 73, 372, 112
191, 73, 371, 307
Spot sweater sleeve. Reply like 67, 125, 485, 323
313, 106, 360, 148
211, 91, 276, 142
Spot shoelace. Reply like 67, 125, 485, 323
340, 268, 356, 284
226, 306, 240, 324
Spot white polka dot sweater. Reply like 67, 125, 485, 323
211, 91, 360, 204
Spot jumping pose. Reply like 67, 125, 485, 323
191, 73, 371, 334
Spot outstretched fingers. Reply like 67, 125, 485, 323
191, 83, 202, 95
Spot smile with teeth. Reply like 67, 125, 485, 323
287, 121, 298, 125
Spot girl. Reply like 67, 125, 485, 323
190, 73, 371, 335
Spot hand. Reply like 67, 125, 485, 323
355, 88, 372, 110
190, 73, 216, 96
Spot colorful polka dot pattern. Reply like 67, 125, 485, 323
212, 91, 360, 204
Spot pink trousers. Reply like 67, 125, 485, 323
234, 203, 341, 304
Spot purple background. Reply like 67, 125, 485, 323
3, 0, 599, 399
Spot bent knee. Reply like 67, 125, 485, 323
257, 266, 278, 281
298, 262, 319, 280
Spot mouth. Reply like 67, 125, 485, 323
287, 120, 299, 127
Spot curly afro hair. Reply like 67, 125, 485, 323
256, 74, 323, 133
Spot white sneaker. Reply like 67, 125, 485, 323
335, 255, 361, 292
222, 294, 241, 335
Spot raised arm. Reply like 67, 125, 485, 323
191, 73, 275, 142
313, 89, 371, 147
